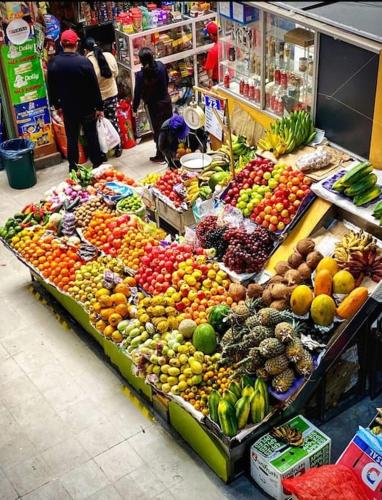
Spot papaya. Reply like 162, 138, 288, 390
316, 257, 338, 277
336, 287, 368, 319
314, 269, 333, 296
229, 381, 242, 399
208, 390, 220, 423
241, 385, 255, 400
310, 294, 336, 326
235, 396, 251, 429
223, 389, 238, 407
254, 378, 269, 415
290, 285, 314, 316
218, 399, 238, 437
332, 270, 355, 294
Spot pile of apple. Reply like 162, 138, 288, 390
224, 159, 312, 232
154, 170, 185, 208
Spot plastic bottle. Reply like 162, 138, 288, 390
224, 71, 230, 88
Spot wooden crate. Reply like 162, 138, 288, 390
154, 196, 195, 234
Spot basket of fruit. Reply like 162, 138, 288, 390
116, 192, 146, 218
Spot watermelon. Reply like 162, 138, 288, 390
208, 305, 230, 334
192, 324, 217, 354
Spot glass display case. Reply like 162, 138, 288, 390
115, 12, 216, 136
218, 8, 317, 118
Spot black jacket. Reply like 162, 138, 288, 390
47, 52, 103, 116
133, 61, 169, 112
158, 118, 180, 168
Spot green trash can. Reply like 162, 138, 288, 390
0, 139, 36, 189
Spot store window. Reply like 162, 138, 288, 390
265, 14, 315, 117
218, 11, 262, 106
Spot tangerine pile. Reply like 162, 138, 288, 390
84, 212, 137, 257
92, 167, 136, 187
119, 226, 166, 271
11, 229, 82, 291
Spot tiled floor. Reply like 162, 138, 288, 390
0, 142, 381, 499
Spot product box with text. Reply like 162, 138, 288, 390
250, 415, 331, 500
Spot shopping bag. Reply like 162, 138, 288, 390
117, 100, 136, 149
97, 117, 120, 153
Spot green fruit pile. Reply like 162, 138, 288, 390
117, 193, 143, 213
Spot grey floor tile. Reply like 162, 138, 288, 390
61, 460, 109, 500
4, 455, 52, 497
0, 373, 42, 409
42, 437, 90, 477
57, 398, 109, 435
94, 441, 144, 483
86, 484, 122, 500
0, 431, 37, 469
23, 413, 70, 452
114, 465, 167, 499
21, 479, 72, 500
43, 380, 87, 413
0, 357, 24, 384
9, 393, 56, 428
77, 422, 125, 458
0, 469, 18, 500
0, 342, 10, 361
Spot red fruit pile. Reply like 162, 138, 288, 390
136, 243, 204, 294
154, 170, 185, 207
251, 168, 311, 232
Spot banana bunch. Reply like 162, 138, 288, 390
184, 177, 200, 204
199, 158, 230, 185
271, 425, 304, 447
259, 111, 316, 158
210, 151, 230, 170
220, 134, 252, 160
334, 230, 377, 265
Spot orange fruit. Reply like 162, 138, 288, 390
108, 313, 122, 327
114, 283, 131, 296
95, 319, 107, 332
112, 331, 123, 343
100, 308, 114, 320
103, 325, 114, 338
96, 288, 111, 298
123, 277, 137, 287
99, 295, 112, 307
115, 303, 129, 317
110, 293, 127, 305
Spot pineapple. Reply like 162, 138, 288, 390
231, 303, 250, 323
251, 325, 274, 345
258, 308, 292, 327
235, 349, 263, 373
258, 338, 285, 359
265, 354, 289, 376
256, 367, 270, 381
274, 322, 295, 343
272, 368, 296, 393
295, 349, 314, 377
245, 314, 261, 329
286, 337, 305, 362
221, 328, 234, 348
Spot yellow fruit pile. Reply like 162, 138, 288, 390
119, 226, 166, 271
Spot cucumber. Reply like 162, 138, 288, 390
354, 185, 381, 206
332, 176, 346, 192
235, 396, 251, 430
218, 399, 238, 437
342, 161, 372, 186
344, 174, 377, 196
208, 390, 220, 424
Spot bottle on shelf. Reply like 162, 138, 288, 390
254, 80, 260, 103
243, 79, 249, 98
224, 70, 230, 89
248, 80, 255, 100
239, 77, 244, 95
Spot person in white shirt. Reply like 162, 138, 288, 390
84, 38, 122, 157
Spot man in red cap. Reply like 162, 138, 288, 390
204, 21, 220, 87
47, 29, 105, 171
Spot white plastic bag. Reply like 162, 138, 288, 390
97, 117, 120, 153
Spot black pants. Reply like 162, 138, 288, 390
63, 111, 103, 170
147, 97, 172, 157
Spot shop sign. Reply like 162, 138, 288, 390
14, 98, 54, 147
204, 96, 224, 141
1, 41, 46, 105
6, 18, 30, 45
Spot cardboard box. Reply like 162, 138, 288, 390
250, 415, 331, 500
337, 434, 382, 499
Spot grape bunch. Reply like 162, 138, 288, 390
196, 216, 218, 247
223, 227, 274, 274
204, 226, 229, 260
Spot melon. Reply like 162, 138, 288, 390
208, 305, 230, 334
192, 324, 217, 354
179, 319, 197, 339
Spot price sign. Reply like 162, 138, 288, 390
204, 96, 224, 140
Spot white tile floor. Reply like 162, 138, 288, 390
0, 142, 263, 499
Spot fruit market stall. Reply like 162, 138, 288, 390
2, 153, 382, 485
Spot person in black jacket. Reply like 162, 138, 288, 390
133, 47, 172, 163
47, 29, 104, 172
158, 114, 190, 169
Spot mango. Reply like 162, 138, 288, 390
290, 285, 314, 316
332, 270, 355, 294
310, 294, 336, 326
316, 257, 338, 277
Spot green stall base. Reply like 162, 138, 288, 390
38, 278, 105, 348
168, 400, 231, 482
103, 339, 152, 402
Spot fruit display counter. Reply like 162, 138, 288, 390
1, 153, 382, 484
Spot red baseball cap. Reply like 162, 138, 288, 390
60, 29, 79, 45
207, 22, 218, 36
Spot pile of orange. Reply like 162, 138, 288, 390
11, 229, 82, 291
91, 277, 137, 343
92, 167, 136, 188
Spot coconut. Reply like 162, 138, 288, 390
284, 269, 302, 286
229, 283, 246, 302
306, 251, 324, 270
274, 261, 291, 275
288, 252, 304, 269
247, 283, 263, 299
270, 299, 288, 311
270, 283, 290, 300
296, 239, 315, 256
297, 262, 312, 280
262, 288, 273, 306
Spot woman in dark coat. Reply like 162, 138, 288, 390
133, 47, 172, 162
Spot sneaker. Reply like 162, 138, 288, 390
114, 148, 123, 158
